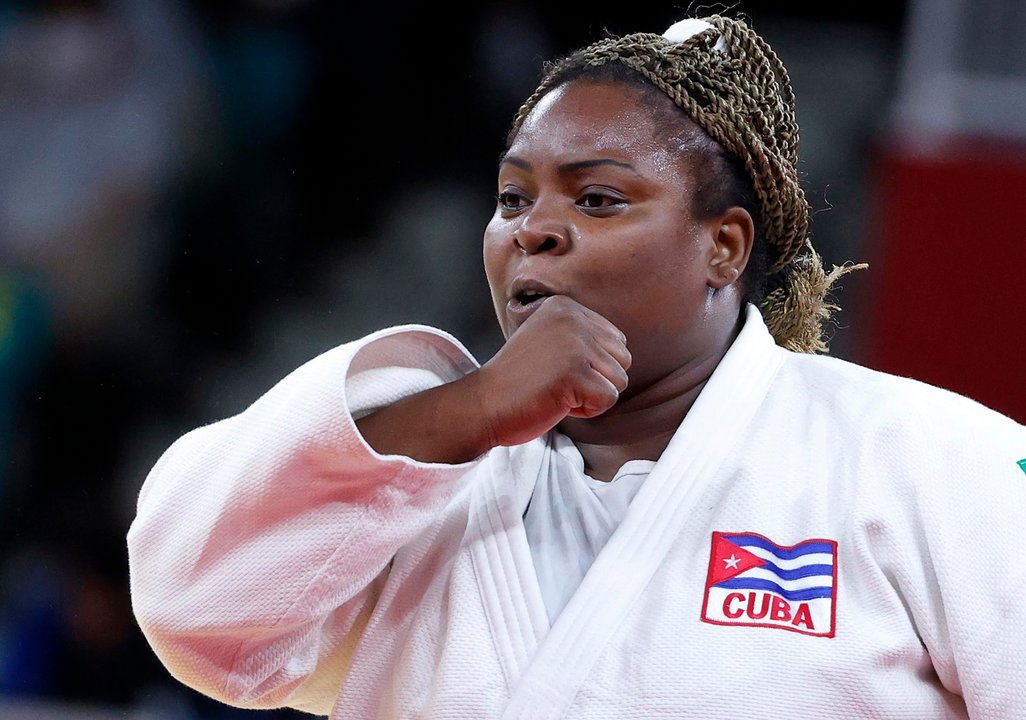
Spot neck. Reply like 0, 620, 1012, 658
559, 305, 743, 481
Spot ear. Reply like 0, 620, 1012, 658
706, 206, 755, 290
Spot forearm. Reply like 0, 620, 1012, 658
356, 369, 496, 464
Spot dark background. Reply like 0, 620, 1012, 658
3, 1, 1022, 718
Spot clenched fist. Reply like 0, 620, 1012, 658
355, 296, 630, 464
476, 295, 631, 447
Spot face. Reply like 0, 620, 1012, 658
483, 79, 732, 389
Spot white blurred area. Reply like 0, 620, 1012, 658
892, 0, 1026, 150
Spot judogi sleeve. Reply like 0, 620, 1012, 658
883, 397, 1026, 718
127, 325, 481, 715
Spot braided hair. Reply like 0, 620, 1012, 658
508, 15, 866, 353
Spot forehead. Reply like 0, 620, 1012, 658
510, 80, 674, 161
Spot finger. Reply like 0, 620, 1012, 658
586, 351, 629, 394
547, 295, 623, 337
595, 332, 631, 372
570, 309, 629, 371
565, 371, 621, 419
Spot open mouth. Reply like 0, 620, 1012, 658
508, 279, 560, 318
515, 290, 549, 306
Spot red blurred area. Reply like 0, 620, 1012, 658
864, 137, 1026, 423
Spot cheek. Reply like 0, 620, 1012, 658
618, 230, 696, 275
624, 228, 709, 300
482, 221, 507, 295
482, 222, 515, 338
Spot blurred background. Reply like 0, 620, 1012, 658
0, 0, 1023, 717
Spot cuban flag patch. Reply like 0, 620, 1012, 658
701, 531, 837, 637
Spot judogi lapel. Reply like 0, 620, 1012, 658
469, 306, 785, 718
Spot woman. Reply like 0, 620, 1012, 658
128, 14, 1026, 719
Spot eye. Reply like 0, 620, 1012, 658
497, 189, 530, 212
576, 189, 626, 212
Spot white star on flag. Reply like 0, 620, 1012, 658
723, 554, 741, 570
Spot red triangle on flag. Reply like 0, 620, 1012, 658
705, 532, 767, 587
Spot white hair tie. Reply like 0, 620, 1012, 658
662, 18, 727, 52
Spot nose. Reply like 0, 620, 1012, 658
514, 201, 569, 255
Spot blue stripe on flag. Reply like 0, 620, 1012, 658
725, 534, 834, 560
714, 577, 834, 601
759, 561, 834, 581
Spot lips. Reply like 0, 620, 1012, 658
506, 278, 561, 322
509, 278, 560, 305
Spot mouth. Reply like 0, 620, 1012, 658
513, 289, 549, 306
509, 278, 559, 305
506, 279, 560, 321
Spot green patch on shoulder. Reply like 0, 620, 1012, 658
1018, 459, 1026, 475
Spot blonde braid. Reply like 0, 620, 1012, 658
509, 15, 867, 354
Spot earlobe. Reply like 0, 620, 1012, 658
706, 206, 755, 289
716, 265, 741, 284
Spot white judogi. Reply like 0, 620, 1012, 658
127, 305, 1026, 719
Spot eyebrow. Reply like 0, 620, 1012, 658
500, 154, 641, 175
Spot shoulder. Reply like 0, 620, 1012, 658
773, 349, 1026, 474
732, 306, 1025, 466
784, 350, 1021, 427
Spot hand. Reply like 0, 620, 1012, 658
355, 296, 629, 463
476, 295, 631, 447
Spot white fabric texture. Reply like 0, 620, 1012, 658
524, 430, 654, 623
127, 305, 1026, 719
